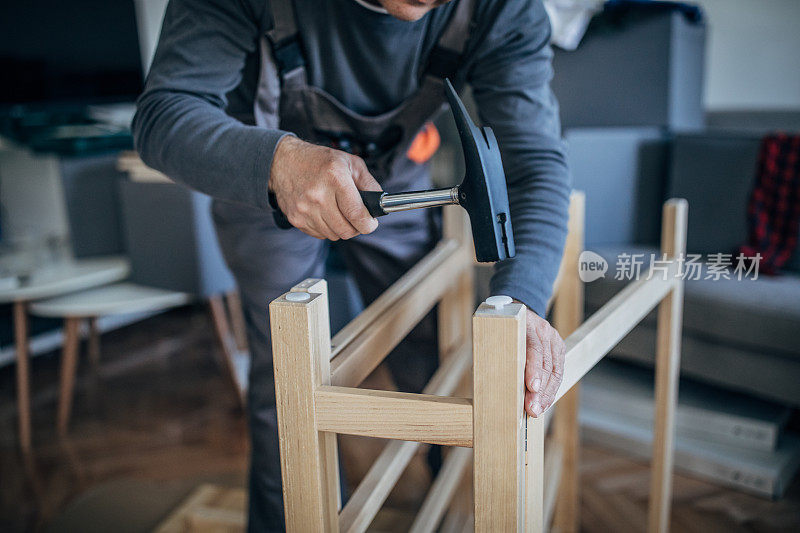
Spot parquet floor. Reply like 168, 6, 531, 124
0, 306, 797, 532
579, 445, 800, 533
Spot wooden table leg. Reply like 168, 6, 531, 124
14, 300, 32, 453
551, 385, 580, 533
87, 317, 101, 368
225, 290, 249, 352
473, 302, 527, 530
648, 200, 687, 533
57, 317, 81, 437
209, 295, 245, 407
270, 288, 339, 531
551, 193, 584, 533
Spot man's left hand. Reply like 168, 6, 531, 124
523, 307, 565, 418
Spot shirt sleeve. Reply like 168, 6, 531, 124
132, 0, 291, 210
467, 0, 571, 317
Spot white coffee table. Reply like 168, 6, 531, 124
29, 282, 191, 436
0, 256, 130, 453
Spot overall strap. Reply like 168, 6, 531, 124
425, 0, 476, 81
372, 0, 475, 180
265, 0, 307, 88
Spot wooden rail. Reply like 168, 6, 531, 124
269, 196, 686, 532
557, 273, 675, 404
330, 239, 462, 387
314, 386, 473, 446
338, 341, 472, 532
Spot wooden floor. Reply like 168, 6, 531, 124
0, 306, 798, 532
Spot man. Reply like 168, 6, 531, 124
133, 0, 570, 529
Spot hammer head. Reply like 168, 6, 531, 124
445, 80, 515, 263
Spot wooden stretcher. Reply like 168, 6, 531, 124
269, 193, 687, 532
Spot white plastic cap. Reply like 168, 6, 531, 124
286, 292, 311, 302
485, 295, 513, 309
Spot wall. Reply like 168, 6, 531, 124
694, 0, 800, 111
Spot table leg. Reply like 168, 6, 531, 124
87, 317, 101, 367
57, 317, 81, 437
225, 290, 249, 352
14, 300, 32, 453
208, 296, 246, 407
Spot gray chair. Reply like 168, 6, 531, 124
119, 180, 248, 401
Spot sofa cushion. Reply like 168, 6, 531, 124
585, 245, 800, 360
610, 322, 800, 406
667, 133, 761, 255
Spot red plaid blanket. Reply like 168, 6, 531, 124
737, 133, 800, 275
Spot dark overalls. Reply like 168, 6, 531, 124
210, 0, 475, 529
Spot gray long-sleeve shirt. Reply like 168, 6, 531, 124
133, 0, 570, 316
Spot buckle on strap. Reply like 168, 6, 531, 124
272, 36, 305, 76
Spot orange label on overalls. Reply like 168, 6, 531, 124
406, 122, 441, 164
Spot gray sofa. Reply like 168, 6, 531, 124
567, 129, 800, 406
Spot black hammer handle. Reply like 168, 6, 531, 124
269, 190, 386, 230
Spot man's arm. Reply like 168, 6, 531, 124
469, 0, 571, 316
133, 0, 380, 237
468, 0, 571, 416
132, 0, 284, 210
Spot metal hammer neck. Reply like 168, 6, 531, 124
379, 186, 460, 214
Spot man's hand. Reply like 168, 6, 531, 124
524, 307, 565, 418
269, 136, 381, 240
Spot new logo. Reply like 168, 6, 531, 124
578, 251, 608, 282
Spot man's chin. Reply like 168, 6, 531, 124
378, 0, 449, 21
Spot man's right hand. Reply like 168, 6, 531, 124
269, 135, 381, 240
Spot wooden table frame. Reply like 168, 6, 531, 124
269, 195, 687, 532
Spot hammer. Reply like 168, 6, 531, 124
272, 79, 515, 263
